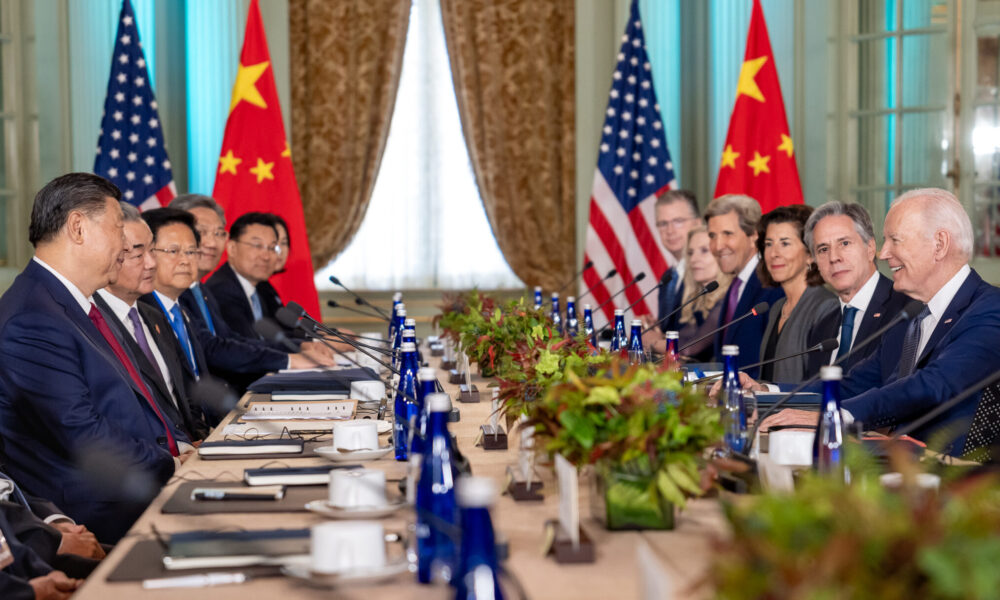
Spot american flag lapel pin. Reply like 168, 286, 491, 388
944, 318, 953, 324
872, 313, 881, 318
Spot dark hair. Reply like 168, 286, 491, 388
261, 213, 290, 250
229, 212, 278, 241
170, 194, 226, 225
29, 173, 122, 247
756, 204, 824, 287
141, 207, 201, 246
656, 189, 699, 218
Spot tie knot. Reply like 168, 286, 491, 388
170, 303, 183, 321
916, 305, 931, 321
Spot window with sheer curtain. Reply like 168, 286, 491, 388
313, 0, 522, 291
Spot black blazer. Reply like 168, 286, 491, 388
0, 509, 52, 600
94, 294, 208, 441
805, 273, 912, 378
205, 262, 260, 340
655, 268, 684, 332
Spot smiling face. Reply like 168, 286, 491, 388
107, 220, 156, 302
686, 231, 718, 286
227, 223, 278, 285
763, 222, 811, 287
879, 203, 939, 301
812, 214, 877, 302
151, 222, 198, 299
707, 210, 757, 276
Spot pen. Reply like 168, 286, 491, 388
142, 572, 248, 589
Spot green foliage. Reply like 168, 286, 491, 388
712, 470, 1000, 600
530, 360, 722, 509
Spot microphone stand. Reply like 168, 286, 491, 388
327, 300, 391, 322
328, 276, 392, 321
674, 302, 769, 356
555, 260, 594, 297
596, 281, 663, 336
578, 268, 617, 303
592, 273, 646, 316
641, 282, 720, 335
688, 339, 838, 384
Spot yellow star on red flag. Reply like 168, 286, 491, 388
249, 157, 275, 183
218, 150, 241, 175
229, 61, 270, 113
778, 134, 794, 157
721, 144, 740, 169
748, 151, 771, 176
736, 56, 767, 103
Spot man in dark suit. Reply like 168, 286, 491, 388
705, 194, 784, 377
0, 508, 80, 600
95, 202, 209, 441
0, 174, 185, 543
803, 202, 912, 378
761, 189, 1000, 456
641, 190, 700, 348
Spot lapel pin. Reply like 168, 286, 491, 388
872, 313, 881, 318
944, 318, 953, 324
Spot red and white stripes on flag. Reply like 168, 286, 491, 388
582, 0, 676, 326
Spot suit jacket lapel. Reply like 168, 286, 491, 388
93, 295, 173, 405
915, 271, 980, 367
856, 274, 892, 343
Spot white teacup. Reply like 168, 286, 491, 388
351, 380, 386, 404
311, 521, 386, 574
333, 420, 379, 452
329, 468, 387, 508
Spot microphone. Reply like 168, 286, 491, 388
328, 275, 392, 321
282, 307, 393, 355
327, 299, 390, 322
593, 272, 647, 316
277, 304, 400, 375
745, 299, 926, 453
687, 339, 838, 381
555, 260, 595, 297
596, 274, 666, 336
641, 281, 721, 335
578, 268, 617, 303
677, 301, 770, 354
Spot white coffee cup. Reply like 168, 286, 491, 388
329, 468, 387, 508
333, 420, 379, 452
351, 380, 386, 404
311, 521, 386, 573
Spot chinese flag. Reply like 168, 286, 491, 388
211, 0, 320, 317
713, 0, 803, 212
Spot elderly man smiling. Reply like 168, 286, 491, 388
758, 189, 1000, 457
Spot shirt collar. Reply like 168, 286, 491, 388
737, 254, 759, 283
32, 257, 92, 315
95, 289, 136, 322
841, 269, 880, 312
926, 264, 971, 321
232, 268, 258, 302
153, 289, 179, 314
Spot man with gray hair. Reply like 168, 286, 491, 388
704, 194, 784, 377
803, 201, 911, 377
762, 188, 1000, 457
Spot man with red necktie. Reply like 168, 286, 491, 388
0, 173, 190, 543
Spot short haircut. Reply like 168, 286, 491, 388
756, 204, 824, 287
892, 188, 974, 260
656, 189, 699, 218
29, 173, 122, 247
141, 207, 200, 246
703, 194, 761, 236
229, 212, 278, 241
119, 201, 143, 223
263, 213, 290, 249
803, 201, 875, 254
170, 193, 226, 225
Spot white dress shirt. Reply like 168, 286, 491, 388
233, 269, 259, 313
828, 269, 880, 364
735, 254, 760, 302
96, 289, 179, 410
33, 257, 92, 314
918, 264, 971, 358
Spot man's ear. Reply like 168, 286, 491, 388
64, 211, 87, 245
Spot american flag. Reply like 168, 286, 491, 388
93, 0, 176, 210
583, 0, 675, 325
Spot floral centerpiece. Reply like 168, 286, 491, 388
528, 360, 722, 529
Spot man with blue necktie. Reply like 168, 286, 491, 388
641, 190, 700, 349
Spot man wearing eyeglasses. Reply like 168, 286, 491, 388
641, 190, 701, 342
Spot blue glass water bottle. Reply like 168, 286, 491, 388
533, 286, 543, 310
413, 367, 437, 456
390, 304, 406, 350
404, 317, 422, 364
813, 365, 847, 480
550, 293, 562, 335
663, 331, 679, 366
721, 345, 747, 453
390, 301, 405, 340
610, 309, 627, 352
398, 328, 417, 372
627, 319, 645, 364
583, 304, 597, 348
416, 393, 459, 584
394, 341, 419, 461
565, 296, 579, 337
454, 477, 505, 600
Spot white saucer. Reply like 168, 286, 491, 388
281, 557, 410, 588
314, 445, 393, 462
305, 499, 409, 519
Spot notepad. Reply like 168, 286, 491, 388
197, 439, 305, 456
190, 485, 285, 501
243, 465, 361, 486
162, 528, 310, 571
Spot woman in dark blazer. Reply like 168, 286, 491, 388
757, 205, 837, 383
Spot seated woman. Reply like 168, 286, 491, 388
756, 205, 837, 383
646, 227, 730, 362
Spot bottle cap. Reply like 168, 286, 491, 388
401, 342, 417, 352
722, 344, 739, 356
417, 367, 437, 381
427, 392, 452, 413
551, 292, 560, 299
583, 303, 592, 311
665, 331, 679, 340
567, 296, 575, 303
393, 292, 403, 302
397, 308, 407, 317
456, 476, 497, 507
401, 330, 415, 338
404, 318, 416, 327
534, 286, 542, 292
614, 309, 624, 316
631, 319, 642, 327
820, 365, 843, 381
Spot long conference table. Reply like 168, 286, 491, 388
73, 350, 727, 600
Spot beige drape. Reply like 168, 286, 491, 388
440, 0, 576, 290
289, 0, 410, 268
